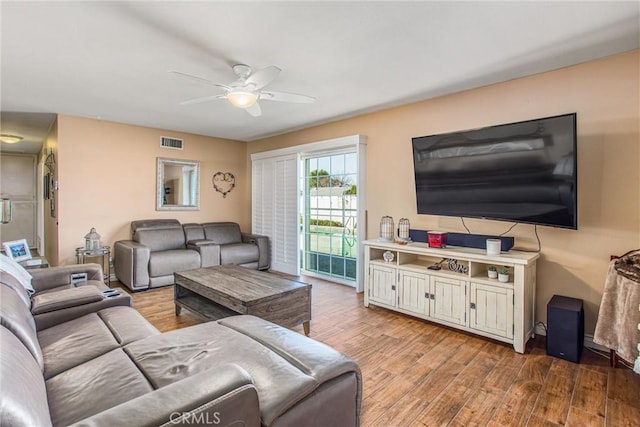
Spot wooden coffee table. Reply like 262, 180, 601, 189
174, 265, 312, 335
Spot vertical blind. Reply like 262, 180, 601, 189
252, 154, 298, 275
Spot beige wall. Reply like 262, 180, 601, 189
55, 115, 250, 266
248, 51, 640, 334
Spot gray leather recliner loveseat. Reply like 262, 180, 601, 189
114, 219, 269, 292
0, 260, 362, 427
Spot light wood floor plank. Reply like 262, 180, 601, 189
566, 406, 604, 427
607, 368, 640, 408
449, 386, 505, 427
412, 382, 474, 427
531, 373, 574, 425
572, 368, 608, 417
370, 394, 430, 427
488, 379, 542, 426
606, 399, 640, 427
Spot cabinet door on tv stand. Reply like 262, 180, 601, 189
398, 270, 429, 315
369, 264, 396, 307
469, 282, 514, 339
430, 276, 467, 326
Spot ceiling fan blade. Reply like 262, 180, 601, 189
180, 94, 226, 106
169, 70, 232, 91
260, 90, 316, 103
246, 66, 281, 90
245, 102, 262, 117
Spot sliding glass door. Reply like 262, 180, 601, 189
251, 134, 366, 291
302, 152, 358, 284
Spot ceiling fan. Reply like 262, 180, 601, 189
169, 64, 315, 117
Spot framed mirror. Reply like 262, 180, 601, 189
156, 157, 200, 211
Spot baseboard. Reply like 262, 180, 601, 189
534, 324, 608, 351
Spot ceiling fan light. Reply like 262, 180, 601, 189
0, 134, 23, 144
227, 91, 258, 109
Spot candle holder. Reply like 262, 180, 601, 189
379, 216, 394, 241
84, 227, 102, 251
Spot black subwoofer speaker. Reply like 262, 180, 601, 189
546, 295, 584, 363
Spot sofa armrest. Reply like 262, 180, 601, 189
241, 233, 270, 270
30, 264, 104, 293
33, 288, 132, 330
31, 286, 103, 315
114, 240, 150, 290
187, 240, 221, 268
71, 365, 260, 427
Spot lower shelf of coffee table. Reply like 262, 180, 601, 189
175, 290, 239, 321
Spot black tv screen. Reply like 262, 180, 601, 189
412, 113, 577, 229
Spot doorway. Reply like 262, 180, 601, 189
0, 154, 38, 248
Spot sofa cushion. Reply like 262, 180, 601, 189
135, 227, 186, 252
97, 306, 160, 345
0, 326, 52, 427
220, 243, 260, 266
131, 219, 186, 252
0, 283, 44, 370
203, 222, 243, 245
38, 313, 120, 379
218, 315, 360, 381
46, 348, 153, 426
124, 321, 318, 426
218, 316, 361, 425
149, 249, 201, 277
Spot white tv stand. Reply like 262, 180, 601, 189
363, 239, 539, 353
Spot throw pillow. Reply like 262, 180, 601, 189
0, 253, 34, 297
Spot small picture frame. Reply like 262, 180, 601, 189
2, 239, 32, 262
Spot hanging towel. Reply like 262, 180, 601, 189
594, 258, 640, 364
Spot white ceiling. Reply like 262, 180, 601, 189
1, 1, 638, 150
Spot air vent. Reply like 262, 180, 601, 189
160, 136, 184, 150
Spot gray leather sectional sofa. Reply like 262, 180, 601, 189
0, 261, 362, 426
114, 219, 269, 292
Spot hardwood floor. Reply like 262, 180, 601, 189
119, 276, 640, 427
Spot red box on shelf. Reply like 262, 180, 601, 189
427, 231, 448, 248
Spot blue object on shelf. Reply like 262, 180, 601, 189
408, 229, 515, 252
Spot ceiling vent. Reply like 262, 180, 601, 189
160, 136, 184, 150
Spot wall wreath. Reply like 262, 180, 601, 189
212, 172, 235, 198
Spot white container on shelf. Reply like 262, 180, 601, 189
486, 239, 501, 256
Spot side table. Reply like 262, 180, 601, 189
19, 256, 50, 270
75, 246, 111, 287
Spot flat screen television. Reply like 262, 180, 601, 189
412, 113, 577, 229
